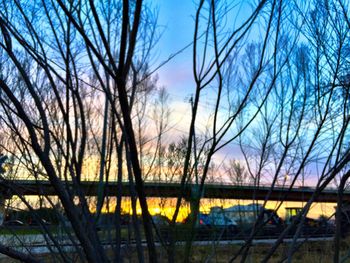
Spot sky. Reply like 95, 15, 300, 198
144, 1, 326, 187
146, 1, 268, 180
155, 0, 196, 95
151, 1, 198, 139
147, 1, 262, 182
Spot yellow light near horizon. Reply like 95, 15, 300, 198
153, 207, 161, 214
92, 197, 336, 223
8, 196, 336, 223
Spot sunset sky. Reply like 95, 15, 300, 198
145, 1, 256, 180
139, 1, 338, 189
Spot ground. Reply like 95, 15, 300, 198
0, 238, 347, 262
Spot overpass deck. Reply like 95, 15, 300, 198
0, 180, 345, 203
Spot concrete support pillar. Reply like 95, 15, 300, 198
0, 195, 5, 225
189, 185, 202, 223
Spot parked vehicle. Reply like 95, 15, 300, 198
179, 211, 237, 241
163, 204, 333, 241
182, 213, 211, 226
198, 213, 211, 226
286, 215, 334, 237
207, 207, 238, 240
217, 204, 284, 237
209, 207, 237, 225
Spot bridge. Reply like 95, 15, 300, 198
0, 180, 345, 203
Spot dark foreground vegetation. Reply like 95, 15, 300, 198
1, 0, 350, 262
1, 238, 346, 263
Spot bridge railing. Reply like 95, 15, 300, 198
0, 174, 342, 192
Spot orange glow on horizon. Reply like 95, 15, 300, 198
87, 197, 336, 222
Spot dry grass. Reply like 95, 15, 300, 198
1, 237, 350, 262
156, 238, 347, 262
106, 237, 348, 262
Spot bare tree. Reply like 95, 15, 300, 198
0, 0, 159, 262
1, 0, 350, 262
225, 159, 250, 185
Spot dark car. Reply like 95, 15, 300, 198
182, 213, 211, 226
170, 213, 211, 241
181, 213, 237, 240
250, 209, 284, 237
287, 216, 333, 237
198, 213, 211, 226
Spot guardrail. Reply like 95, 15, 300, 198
0, 176, 342, 192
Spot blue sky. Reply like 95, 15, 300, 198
145, 1, 333, 187
144, 1, 257, 185
153, 1, 255, 97
153, 0, 197, 97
